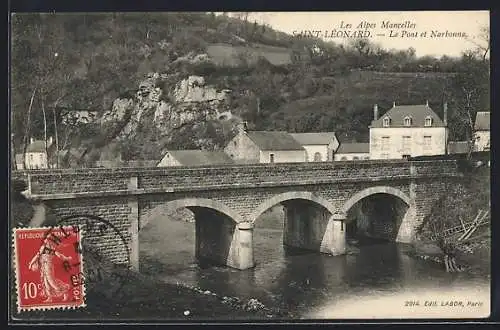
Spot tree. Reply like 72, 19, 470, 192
466, 25, 489, 62
449, 53, 489, 150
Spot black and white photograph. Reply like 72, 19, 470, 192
9, 10, 491, 322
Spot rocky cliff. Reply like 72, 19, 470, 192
98, 71, 238, 159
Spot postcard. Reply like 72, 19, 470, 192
9, 10, 490, 322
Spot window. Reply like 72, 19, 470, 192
383, 117, 391, 127
313, 152, 322, 162
353, 156, 359, 160
269, 153, 275, 163
341, 156, 348, 161
29, 154, 34, 162
425, 116, 433, 127
402, 136, 411, 154
364, 156, 370, 160
381, 136, 390, 151
404, 116, 412, 126
381, 153, 389, 159
423, 136, 432, 151
402, 154, 411, 159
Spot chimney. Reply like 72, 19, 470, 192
393, 101, 396, 107
426, 100, 429, 107
443, 102, 448, 126
373, 104, 379, 121
30, 137, 34, 144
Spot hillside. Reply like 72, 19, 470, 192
10, 13, 489, 166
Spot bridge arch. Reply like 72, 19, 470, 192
140, 198, 244, 229
342, 186, 412, 214
139, 197, 250, 270
342, 186, 414, 242
250, 191, 336, 223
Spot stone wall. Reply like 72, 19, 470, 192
12, 159, 462, 270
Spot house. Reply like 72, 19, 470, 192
447, 141, 472, 155
15, 137, 56, 170
290, 132, 339, 162
224, 124, 306, 164
334, 143, 370, 161
369, 101, 448, 159
157, 150, 234, 167
473, 111, 490, 152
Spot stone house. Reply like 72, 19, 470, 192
369, 102, 448, 159
334, 143, 370, 161
290, 132, 339, 162
15, 137, 56, 170
157, 150, 234, 167
473, 111, 490, 152
224, 124, 306, 164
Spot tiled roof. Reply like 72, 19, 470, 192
474, 111, 490, 130
290, 132, 337, 145
447, 141, 471, 154
246, 131, 305, 151
165, 150, 234, 166
336, 143, 370, 154
26, 140, 53, 153
370, 104, 445, 128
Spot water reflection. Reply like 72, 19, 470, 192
140, 220, 489, 318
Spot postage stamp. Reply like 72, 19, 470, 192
12, 226, 86, 312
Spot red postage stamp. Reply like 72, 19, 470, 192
13, 226, 86, 312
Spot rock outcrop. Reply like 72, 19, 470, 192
99, 72, 233, 142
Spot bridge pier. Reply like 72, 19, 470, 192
283, 200, 346, 256
236, 222, 254, 270
320, 213, 346, 255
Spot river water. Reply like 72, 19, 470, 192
139, 219, 491, 319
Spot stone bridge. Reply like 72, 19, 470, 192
13, 160, 462, 271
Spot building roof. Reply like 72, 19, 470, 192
447, 141, 471, 154
370, 104, 445, 128
336, 143, 370, 154
26, 140, 53, 153
246, 131, 305, 151
164, 150, 235, 166
474, 111, 490, 130
290, 132, 337, 145
15, 154, 24, 164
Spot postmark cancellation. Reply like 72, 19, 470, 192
12, 226, 86, 312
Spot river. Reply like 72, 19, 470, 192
139, 217, 490, 319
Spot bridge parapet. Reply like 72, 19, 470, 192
13, 159, 460, 199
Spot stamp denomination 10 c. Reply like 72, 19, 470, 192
13, 226, 86, 312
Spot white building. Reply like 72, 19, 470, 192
290, 132, 339, 162
473, 111, 490, 152
369, 102, 448, 159
15, 137, 55, 170
157, 150, 234, 167
334, 143, 370, 161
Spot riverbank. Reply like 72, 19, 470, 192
410, 233, 491, 277
12, 262, 288, 322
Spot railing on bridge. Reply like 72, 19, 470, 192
12, 159, 461, 198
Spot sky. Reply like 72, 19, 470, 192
226, 11, 489, 58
